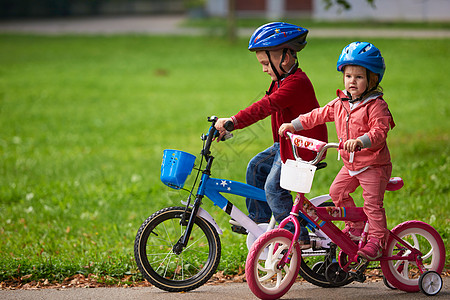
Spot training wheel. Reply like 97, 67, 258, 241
419, 271, 442, 296
325, 262, 349, 286
312, 261, 325, 275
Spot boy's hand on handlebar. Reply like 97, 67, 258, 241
343, 139, 363, 152
214, 118, 232, 142
278, 123, 295, 138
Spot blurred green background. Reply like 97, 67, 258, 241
0, 22, 449, 284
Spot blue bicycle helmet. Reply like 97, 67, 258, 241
248, 22, 308, 52
249, 22, 308, 81
337, 41, 385, 83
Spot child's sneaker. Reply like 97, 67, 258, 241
358, 238, 382, 260
298, 240, 311, 250
342, 225, 363, 241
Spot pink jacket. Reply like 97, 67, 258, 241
293, 90, 395, 171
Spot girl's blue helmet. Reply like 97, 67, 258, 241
248, 22, 308, 52
337, 42, 385, 83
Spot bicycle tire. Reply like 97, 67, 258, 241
246, 228, 301, 300
134, 206, 221, 292
380, 220, 445, 293
419, 271, 443, 296
299, 257, 334, 288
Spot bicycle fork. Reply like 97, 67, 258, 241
172, 194, 204, 255
276, 195, 306, 269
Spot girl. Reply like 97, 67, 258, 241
279, 41, 395, 260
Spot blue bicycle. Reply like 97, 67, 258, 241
134, 116, 335, 292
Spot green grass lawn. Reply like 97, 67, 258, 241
0, 33, 449, 284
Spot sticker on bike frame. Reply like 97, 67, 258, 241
299, 197, 325, 226
326, 206, 347, 218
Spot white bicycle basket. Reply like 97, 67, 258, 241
280, 159, 316, 193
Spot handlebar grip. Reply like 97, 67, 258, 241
224, 120, 234, 131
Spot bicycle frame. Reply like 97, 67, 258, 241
173, 117, 331, 255
277, 132, 422, 272
173, 117, 267, 253
245, 132, 445, 298
280, 193, 425, 271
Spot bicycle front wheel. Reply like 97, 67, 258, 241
246, 228, 301, 300
134, 206, 221, 292
380, 221, 445, 293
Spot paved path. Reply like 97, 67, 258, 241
1, 15, 449, 38
1, 277, 449, 300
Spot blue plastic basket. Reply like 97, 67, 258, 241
160, 149, 196, 190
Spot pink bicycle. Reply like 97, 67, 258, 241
245, 132, 445, 299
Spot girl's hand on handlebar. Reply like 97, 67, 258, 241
278, 123, 295, 138
343, 139, 363, 152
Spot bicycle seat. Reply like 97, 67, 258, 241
386, 177, 403, 191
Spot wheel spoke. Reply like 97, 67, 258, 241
401, 260, 410, 278
411, 233, 420, 250
276, 271, 282, 287
259, 272, 275, 282
273, 244, 287, 258
162, 251, 174, 278
421, 247, 433, 261
183, 227, 207, 251
393, 260, 403, 272
135, 208, 221, 291
257, 263, 274, 282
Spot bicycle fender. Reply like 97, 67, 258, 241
197, 207, 223, 235
309, 194, 331, 206
181, 200, 223, 235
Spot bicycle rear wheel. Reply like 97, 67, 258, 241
246, 228, 301, 300
134, 206, 221, 292
380, 221, 445, 293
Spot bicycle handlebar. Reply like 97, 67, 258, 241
202, 116, 234, 159
286, 132, 340, 165
224, 120, 234, 131
285, 131, 362, 164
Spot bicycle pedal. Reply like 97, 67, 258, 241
350, 271, 366, 283
310, 240, 324, 250
349, 258, 369, 282
231, 225, 248, 235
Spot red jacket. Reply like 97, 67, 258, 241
231, 68, 328, 162
297, 90, 395, 170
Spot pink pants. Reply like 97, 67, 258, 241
329, 164, 392, 246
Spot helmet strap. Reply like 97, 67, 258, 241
344, 86, 378, 104
279, 48, 288, 74
265, 50, 282, 82
266, 49, 298, 83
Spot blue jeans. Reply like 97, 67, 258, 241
246, 143, 309, 242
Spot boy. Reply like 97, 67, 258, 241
215, 22, 328, 248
